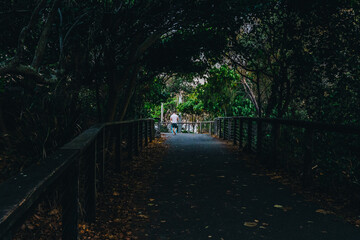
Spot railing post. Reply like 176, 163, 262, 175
247, 119, 253, 151
271, 122, 280, 165
223, 119, 227, 140
229, 119, 231, 139
134, 120, 140, 156
219, 119, 222, 138
127, 122, 133, 160
233, 118, 237, 145
98, 128, 105, 191
200, 122, 202, 134
144, 120, 149, 146
216, 119, 219, 136
239, 118, 243, 149
115, 125, 122, 171
224, 118, 228, 140
84, 141, 96, 223
139, 120, 143, 150
150, 119, 155, 142
257, 119, 263, 155
209, 122, 212, 135
303, 127, 314, 186
134, 121, 139, 156
229, 118, 232, 141
62, 160, 79, 240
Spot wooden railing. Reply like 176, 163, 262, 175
159, 121, 215, 134
214, 117, 360, 188
0, 119, 155, 240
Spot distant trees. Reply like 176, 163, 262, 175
223, 0, 360, 124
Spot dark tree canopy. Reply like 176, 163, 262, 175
1, 0, 359, 179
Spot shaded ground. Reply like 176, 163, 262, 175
13, 137, 168, 240
11, 133, 360, 239
143, 133, 360, 240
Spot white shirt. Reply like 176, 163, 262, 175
170, 114, 179, 123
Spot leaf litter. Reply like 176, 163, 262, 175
13, 137, 168, 240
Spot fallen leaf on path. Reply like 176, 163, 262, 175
49, 209, 59, 215
27, 224, 34, 230
244, 222, 258, 227
273, 204, 283, 209
315, 209, 333, 215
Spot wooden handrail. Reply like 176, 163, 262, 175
160, 121, 214, 124
214, 116, 360, 187
0, 119, 155, 239
215, 117, 360, 134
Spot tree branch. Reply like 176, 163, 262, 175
13, 0, 47, 64
0, 64, 46, 83
31, 0, 61, 70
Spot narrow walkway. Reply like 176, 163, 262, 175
145, 134, 360, 240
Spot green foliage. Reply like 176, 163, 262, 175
177, 93, 203, 115
197, 65, 256, 117
129, 76, 171, 119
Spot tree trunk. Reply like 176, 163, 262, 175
256, 71, 262, 118
119, 65, 140, 121
13, 0, 47, 64
31, 0, 61, 70
104, 33, 162, 122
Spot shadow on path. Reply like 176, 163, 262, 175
145, 133, 360, 240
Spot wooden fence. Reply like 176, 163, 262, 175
214, 117, 360, 189
160, 121, 215, 134
0, 119, 155, 240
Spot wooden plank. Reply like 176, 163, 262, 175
257, 119, 263, 155
62, 125, 103, 151
144, 120, 148, 146
62, 161, 79, 240
98, 128, 105, 191
303, 128, 314, 186
0, 149, 79, 237
271, 122, 280, 165
239, 118, 243, 149
84, 142, 96, 223
114, 125, 121, 172
233, 118, 237, 145
127, 122, 133, 160
238, 117, 360, 135
247, 119, 253, 152
134, 121, 139, 156
150, 120, 154, 142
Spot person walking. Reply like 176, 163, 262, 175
170, 111, 179, 135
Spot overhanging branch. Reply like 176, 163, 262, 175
0, 64, 46, 83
